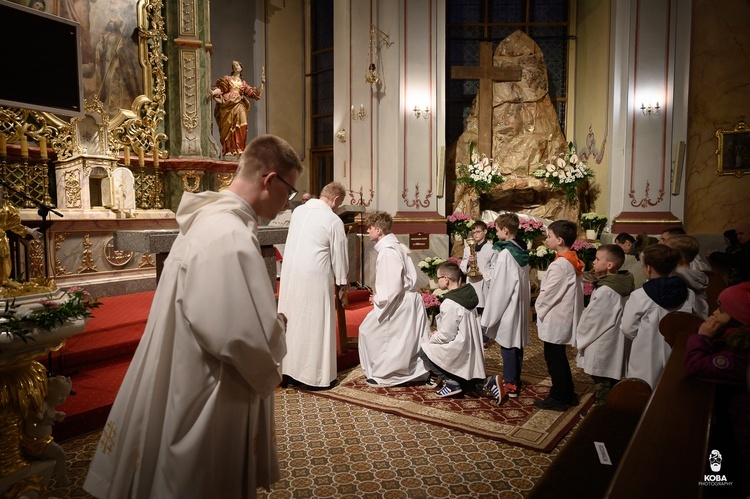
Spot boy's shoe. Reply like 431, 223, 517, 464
366, 378, 378, 385
533, 396, 568, 412
503, 382, 519, 398
435, 383, 462, 398
484, 375, 507, 405
425, 374, 440, 388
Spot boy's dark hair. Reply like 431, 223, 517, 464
471, 220, 488, 232
641, 244, 681, 276
436, 261, 464, 283
662, 227, 686, 236
615, 232, 636, 245
548, 220, 578, 247
598, 244, 626, 271
494, 213, 519, 236
724, 229, 739, 246
664, 234, 699, 264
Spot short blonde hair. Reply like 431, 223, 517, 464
365, 211, 393, 234
235, 135, 303, 181
320, 182, 346, 200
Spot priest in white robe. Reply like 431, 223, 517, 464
84, 135, 303, 499
358, 211, 429, 386
279, 182, 349, 389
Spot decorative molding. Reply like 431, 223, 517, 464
216, 173, 233, 191
179, 170, 204, 192
179, 0, 197, 37
77, 234, 99, 274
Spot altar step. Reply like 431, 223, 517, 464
51, 289, 371, 442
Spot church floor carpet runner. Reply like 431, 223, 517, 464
306, 336, 596, 453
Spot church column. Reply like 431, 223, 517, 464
335, 0, 447, 288
608, 0, 692, 234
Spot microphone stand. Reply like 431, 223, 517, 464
0, 177, 68, 381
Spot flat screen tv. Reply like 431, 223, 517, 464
0, 1, 84, 117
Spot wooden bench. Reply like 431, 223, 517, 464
529, 311, 714, 498
527, 378, 652, 499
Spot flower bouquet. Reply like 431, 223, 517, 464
517, 218, 545, 248
417, 256, 445, 281
528, 246, 556, 271
455, 143, 506, 193
533, 142, 594, 202
485, 221, 497, 241
422, 292, 442, 326
447, 212, 473, 240
572, 239, 599, 270
581, 212, 608, 238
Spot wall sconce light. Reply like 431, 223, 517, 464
413, 105, 430, 120
641, 102, 661, 116
351, 104, 366, 122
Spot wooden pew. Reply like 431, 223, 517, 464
527, 379, 652, 499
607, 312, 713, 498
530, 312, 714, 498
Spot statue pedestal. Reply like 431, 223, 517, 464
0, 292, 87, 499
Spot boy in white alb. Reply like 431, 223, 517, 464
459, 220, 496, 314
575, 244, 634, 403
534, 220, 584, 412
480, 213, 530, 403
663, 234, 709, 320
419, 261, 486, 397
358, 211, 429, 386
621, 244, 692, 389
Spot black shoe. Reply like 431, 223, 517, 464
366, 378, 378, 385
533, 396, 568, 412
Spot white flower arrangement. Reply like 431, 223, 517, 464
528, 245, 556, 271
417, 256, 445, 280
580, 212, 608, 233
456, 143, 506, 193
532, 142, 594, 202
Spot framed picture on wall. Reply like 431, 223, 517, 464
716, 118, 750, 177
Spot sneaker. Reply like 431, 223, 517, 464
503, 382, 519, 398
533, 396, 568, 412
484, 375, 507, 405
435, 383, 462, 398
366, 378, 378, 385
425, 374, 440, 388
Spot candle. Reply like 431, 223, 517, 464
20, 136, 28, 157
138, 146, 145, 166
153, 146, 159, 168
39, 137, 47, 159
124, 146, 130, 165
0, 133, 5, 156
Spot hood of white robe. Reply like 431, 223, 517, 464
176, 190, 257, 234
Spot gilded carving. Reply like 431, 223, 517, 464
139, 253, 156, 268
216, 173, 234, 191
180, 50, 200, 132
103, 237, 134, 267
77, 234, 99, 274
54, 233, 70, 277
180, 170, 204, 193
28, 240, 45, 280
180, 0, 197, 37
63, 171, 82, 209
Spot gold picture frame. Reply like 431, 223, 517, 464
716, 117, 750, 177
0, 0, 166, 161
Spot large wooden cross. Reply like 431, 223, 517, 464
451, 42, 522, 158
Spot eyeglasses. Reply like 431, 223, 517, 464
262, 173, 298, 201
437, 275, 449, 281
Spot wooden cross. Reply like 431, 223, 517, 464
451, 41, 522, 158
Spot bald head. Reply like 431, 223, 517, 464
320, 182, 346, 210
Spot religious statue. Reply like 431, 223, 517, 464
211, 61, 265, 157
0, 187, 41, 285
21, 376, 73, 486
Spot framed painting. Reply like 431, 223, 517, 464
716, 118, 750, 177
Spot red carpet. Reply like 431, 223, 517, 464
50, 290, 371, 442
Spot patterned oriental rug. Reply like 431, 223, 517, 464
307, 335, 596, 453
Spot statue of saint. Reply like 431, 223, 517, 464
211, 61, 264, 157
0, 187, 41, 285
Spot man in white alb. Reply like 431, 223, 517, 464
84, 135, 303, 498
279, 182, 349, 389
